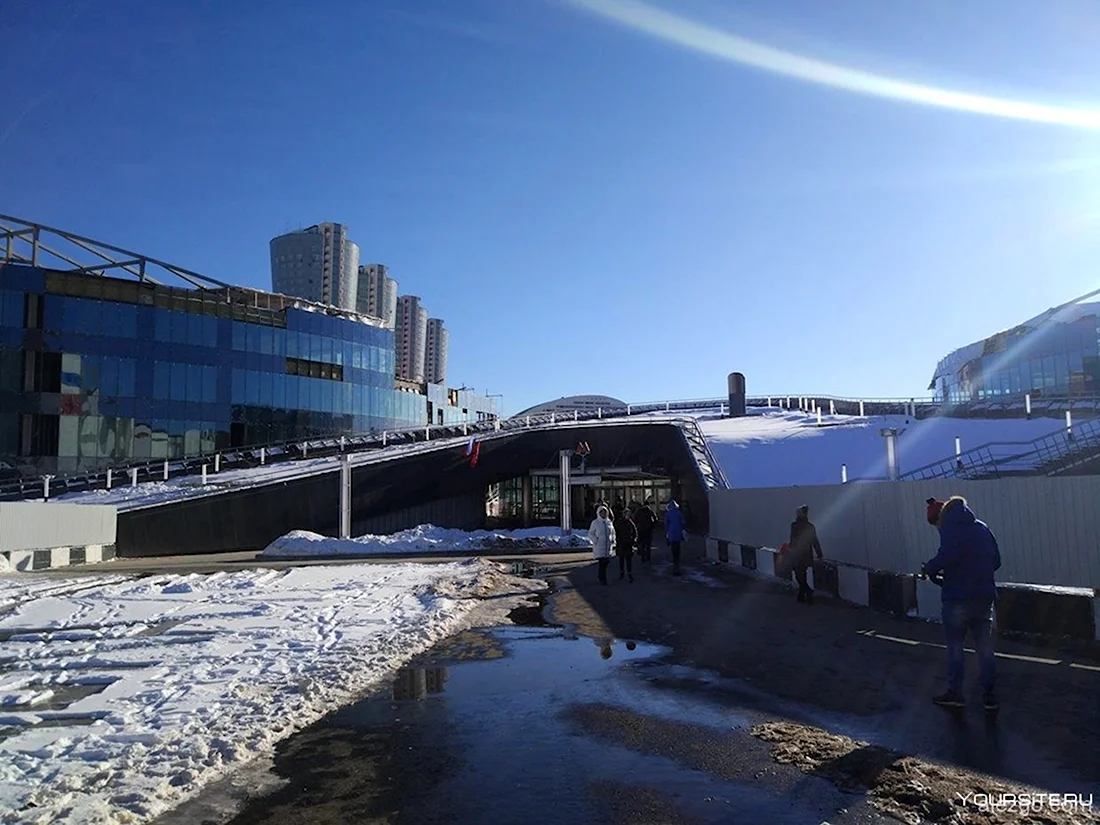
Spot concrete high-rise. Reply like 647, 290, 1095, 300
270, 223, 360, 310
394, 296, 428, 382
425, 318, 449, 385
356, 263, 398, 328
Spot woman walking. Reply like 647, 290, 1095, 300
614, 507, 638, 582
588, 505, 616, 585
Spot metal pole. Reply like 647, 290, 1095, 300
1066, 409, 1073, 438
955, 437, 962, 459
339, 435, 346, 451
559, 449, 572, 536
829, 400, 836, 416
817, 408, 823, 426
339, 455, 352, 540
425, 426, 430, 441
215, 453, 221, 473
163, 460, 169, 481
550, 413, 555, 423
260, 447, 266, 465
463, 422, 468, 436
201, 464, 208, 486
131, 468, 138, 486
859, 400, 865, 417
665, 401, 670, 411
1025, 393, 1032, 419
627, 404, 632, 415
106, 468, 112, 490
598, 408, 602, 419
841, 464, 847, 484
42, 475, 50, 501
574, 409, 578, 421
382, 430, 387, 446
526, 416, 530, 427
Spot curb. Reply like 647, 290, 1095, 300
2, 544, 117, 572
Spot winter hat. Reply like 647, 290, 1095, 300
925, 498, 945, 525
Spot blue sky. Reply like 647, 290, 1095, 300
3, 0, 1099, 416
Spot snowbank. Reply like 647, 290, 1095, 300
0, 560, 542, 823
701, 411, 1070, 488
261, 524, 592, 559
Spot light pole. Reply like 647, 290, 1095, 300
487, 392, 504, 420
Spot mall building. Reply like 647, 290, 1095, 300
0, 220, 497, 476
929, 292, 1100, 404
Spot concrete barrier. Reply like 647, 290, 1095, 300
705, 534, 1100, 640
994, 584, 1097, 642
0, 502, 117, 572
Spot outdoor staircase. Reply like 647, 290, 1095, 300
902, 417, 1100, 482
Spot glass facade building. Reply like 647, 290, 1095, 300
0, 263, 497, 475
930, 302, 1100, 404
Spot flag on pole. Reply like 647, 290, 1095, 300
574, 441, 591, 456
465, 436, 476, 457
469, 440, 481, 467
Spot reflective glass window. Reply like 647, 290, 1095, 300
187, 363, 203, 401
259, 326, 274, 356
119, 358, 136, 396
83, 299, 103, 337
231, 369, 246, 404
43, 295, 63, 332
259, 370, 273, 404
246, 324, 261, 353
232, 321, 247, 351
170, 362, 188, 402
272, 329, 286, 358
203, 366, 217, 403
101, 358, 118, 396
285, 376, 299, 410
154, 308, 172, 342
154, 362, 171, 399
1043, 356, 1056, 389
170, 311, 188, 345
351, 345, 362, 369
272, 373, 286, 409
1070, 349, 1084, 374
286, 331, 299, 359
246, 370, 260, 406
118, 304, 138, 338
187, 313, 205, 347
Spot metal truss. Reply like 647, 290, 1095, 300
0, 213, 232, 290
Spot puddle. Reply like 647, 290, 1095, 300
188, 627, 885, 825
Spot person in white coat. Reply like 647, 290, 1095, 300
588, 505, 616, 585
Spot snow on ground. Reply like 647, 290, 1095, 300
261, 524, 591, 559
0, 560, 543, 824
701, 410, 1071, 488
0, 574, 135, 614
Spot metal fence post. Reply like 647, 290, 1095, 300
106, 468, 112, 490
163, 460, 169, 481
339, 454, 352, 540
42, 475, 51, 501
559, 449, 572, 536
131, 468, 138, 486
215, 453, 221, 473
201, 464, 208, 486
260, 447, 266, 465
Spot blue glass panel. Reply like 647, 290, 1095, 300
259, 370, 273, 404
272, 329, 286, 358
170, 362, 188, 402
154, 308, 172, 342
246, 324, 261, 353
258, 326, 273, 356
117, 304, 138, 338
231, 369, 246, 405
351, 345, 362, 369
101, 358, 119, 396
187, 313, 205, 347
187, 363, 203, 401
321, 337, 333, 364
202, 366, 217, 403
245, 370, 260, 406
119, 358, 136, 397
285, 375, 299, 410
332, 340, 343, 366
154, 362, 171, 400
170, 311, 188, 345
272, 373, 286, 409
1070, 348, 1084, 374
286, 331, 299, 359
232, 321, 247, 351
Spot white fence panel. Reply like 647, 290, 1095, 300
710, 476, 1100, 589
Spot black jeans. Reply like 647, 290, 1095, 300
597, 558, 610, 584
669, 540, 681, 572
618, 551, 634, 577
637, 532, 652, 561
794, 566, 813, 601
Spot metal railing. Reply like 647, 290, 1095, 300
0, 404, 728, 504
901, 417, 1100, 481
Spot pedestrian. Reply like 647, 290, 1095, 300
614, 507, 637, 582
923, 495, 1001, 711
789, 505, 824, 604
588, 505, 616, 586
633, 498, 658, 563
665, 499, 685, 576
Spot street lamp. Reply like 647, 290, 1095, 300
486, 392, 504, 419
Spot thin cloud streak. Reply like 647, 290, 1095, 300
566, 0, 1100, 130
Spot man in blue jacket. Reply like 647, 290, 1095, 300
665, 499, 686, 576
923, 495, 1002, 711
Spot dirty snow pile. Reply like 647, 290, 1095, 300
262, 523, 592, 559
0, 560, 542, 824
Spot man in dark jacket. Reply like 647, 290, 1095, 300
613, 509, 638, 582
633, 499, 658, 563
789, 505, 824, 604
664, 500, 686, 576
923, 495, 1001, 711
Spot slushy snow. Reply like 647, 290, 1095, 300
0, 560, 543, 824
701, 410, 1071, 488
261, 524, 591, 559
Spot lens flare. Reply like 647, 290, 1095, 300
567, 0, 1100, 130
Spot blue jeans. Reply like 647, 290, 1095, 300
942, 599, 996, 694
